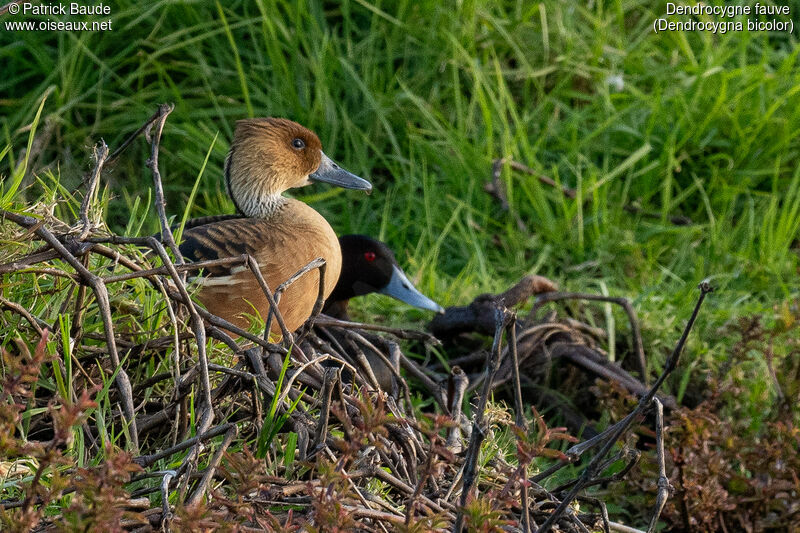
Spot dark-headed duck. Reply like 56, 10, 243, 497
323, 234, 443, 318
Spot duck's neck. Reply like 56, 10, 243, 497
236, 194, 287, 218
225, 147, 288, 218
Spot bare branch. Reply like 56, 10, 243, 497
647, 398, 672, 533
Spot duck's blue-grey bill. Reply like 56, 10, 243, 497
379, 265, 445, 314
310, 151, 372, 192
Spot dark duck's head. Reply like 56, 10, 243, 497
324, 234, 444, 319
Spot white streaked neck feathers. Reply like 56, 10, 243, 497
236, 193, 287, 218
224, 146, 291, 218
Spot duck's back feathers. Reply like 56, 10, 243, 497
180, 220, 259, 277
181, 214, 244, 231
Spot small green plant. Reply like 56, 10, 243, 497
255, 348, 304, 461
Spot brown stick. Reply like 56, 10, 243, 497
533, 291, 647, 384
552, 344, 677, 409
144, 236, 213, 435
107, 107, 166, 164
186, 424, 238, 506
0, 296, 47, 336
453, 306, 506, 532
647, 398, 672, 533
506, 316, 531, 533
494, 158, 577, 199
444, 367, 468, 453
310, 368, 338, 454
134, 423, 235, 467
314, 315, 441, 344
145, 104, 183, 267
372, 467, 455, 517
0, 248, 59, 274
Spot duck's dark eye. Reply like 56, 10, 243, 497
291, 138, 305, 150
364, 251, 376, 262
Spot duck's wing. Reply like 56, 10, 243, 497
177, 203, 340, 332
179, 218, 303, 284
179, 219, 263, 277
153, 214, 244, 247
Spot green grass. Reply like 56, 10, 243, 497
1, 0, 799, 501
3, 0, 799, 400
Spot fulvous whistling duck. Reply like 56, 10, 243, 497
179, 118, 371, 333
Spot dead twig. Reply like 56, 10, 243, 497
647, 398, 671, 533
533, 291, 647, 384
186, 424, 238, 506
0, 210, 140, 452
144, 236, 213, 435
314, 315, 441, 344
506, 315, 531, 533
146, 104, 182, 267
159, 471, 176, 529
486, 159, 529, 231
107, 107, 166, 164
310, 368, 338, 454
134, 423, 236, 468
0, 247, 59, 274
552, 343, 676, 410
496, 158, 691, 226
494, 157, 578, 199
444, 367, 468, 453
0, 296, 48, 336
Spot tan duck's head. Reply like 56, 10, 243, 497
225, 118, 371, 217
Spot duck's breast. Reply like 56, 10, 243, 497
180, 199, 342, 332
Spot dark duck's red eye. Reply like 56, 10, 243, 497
364, 251, 376, 262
